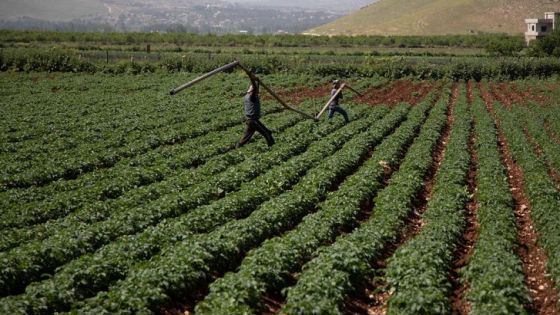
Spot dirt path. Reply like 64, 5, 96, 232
450, 81, 479, 315
478, 83, 560, 315
344, 83, 458, 315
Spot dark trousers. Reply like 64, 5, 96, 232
328, 106, 349, 123
236, 118, 275, 148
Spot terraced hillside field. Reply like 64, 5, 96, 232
0, 73, 559, 315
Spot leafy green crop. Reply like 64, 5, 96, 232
490, 87, 560, 307
281, 85, 450, 314
462, 85, 528, 315
196, 91, 440, 314
384, 82, 472, 315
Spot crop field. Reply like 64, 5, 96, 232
0, 71, 559, 315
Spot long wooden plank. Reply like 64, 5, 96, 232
316, 83, 346, 119
169, 61, 240, 95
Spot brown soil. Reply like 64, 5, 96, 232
344, 83, 458, 315
489, 83, 513, 109
261, 289, 288, 315
478, 83, 560, 315
356, 80, 435, 107
512, 83, 549, 107
262, 85, 329, 105
450, 81, 478, 315
497, 83, 525, 105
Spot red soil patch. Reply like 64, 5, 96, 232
489, 83, 513, 109
512, 83, 550, 107
356, 80, 435, 107
262, 85, 329, 105
497, 83, 525, 106
344, 83, 458, 315
261, 294, 283, 315
478, 83, 560, 315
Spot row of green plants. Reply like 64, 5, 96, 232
0, 104, 280, 193
383, 84, 471, 314
0, 103, 293, 211
280, 86, 451, 314
0, 110, 305, 252
0, 105, 355, 296
514, 81, 560, 138
63, 105, 411, 314
0, 106, 385, 313
0, 72, 314, 146
3, 48, 560, 80
491, 92, 560, 302
195, 91, 441, 314
0, 30, 522, 49
0, 86, 288, 193
513, 104, 560, 178
0, 78, 237, 155
0, 107, 293, 230
461, 86, 528, 314
0, 73, 324, 208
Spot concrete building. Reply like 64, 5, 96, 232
525, 12, 560, 45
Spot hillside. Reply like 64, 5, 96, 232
306, 0, 560, 35
0, 0, 107, 21
225, 0, 373, 13
0, 0, 340, 33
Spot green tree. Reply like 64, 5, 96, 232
528, 29, 560, 57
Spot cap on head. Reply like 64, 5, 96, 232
333, 79, 341, 87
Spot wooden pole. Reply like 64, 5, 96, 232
237, 63, 318, 121
316, 83, 346, 120
344, 84, 363, 97
169, 60, 240, 95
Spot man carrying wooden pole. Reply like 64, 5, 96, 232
326, 80, 350, 123
236, 73, 275, 148
169, 60, 319, 148
316, 80, 363, 121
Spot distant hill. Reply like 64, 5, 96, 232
306, 0, 560, 35
0, 0, 341, 33
0, 0, 106, 21
225, 0, 374, 13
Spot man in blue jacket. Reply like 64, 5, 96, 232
236, 76, 275, 148
328, 80, 350, 123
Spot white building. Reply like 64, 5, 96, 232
525, 12, 560, 45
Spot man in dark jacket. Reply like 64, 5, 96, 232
328, 80, 349, 123
236, 76, 275, 148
